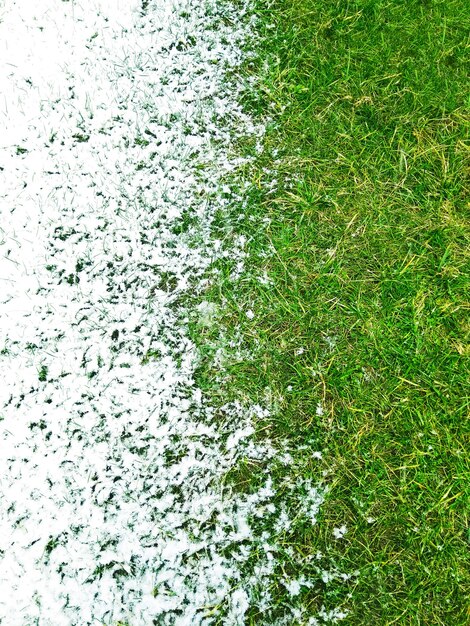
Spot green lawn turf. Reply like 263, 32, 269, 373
193, 0, 469, 623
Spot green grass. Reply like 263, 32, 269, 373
192, 0, 469, 623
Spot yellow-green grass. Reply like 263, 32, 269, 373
192, 0, 469, 623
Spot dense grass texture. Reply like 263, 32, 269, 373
193, 0, 470, 623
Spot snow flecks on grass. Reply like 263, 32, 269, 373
0, 0, 341, 624
333, 526, 348, 540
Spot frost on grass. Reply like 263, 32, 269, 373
0, 0, 343, 624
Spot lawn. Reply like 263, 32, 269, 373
195, 0, 469, 623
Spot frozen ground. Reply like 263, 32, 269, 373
0, 1, 335, 625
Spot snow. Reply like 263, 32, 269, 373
333, 525, 348, 540
0, 0, 266, 623
0, 0, 343, 624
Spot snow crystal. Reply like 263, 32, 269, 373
333, 525, 348, 540
285, 579, 302, 597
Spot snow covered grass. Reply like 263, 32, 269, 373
0, 0, 342, 624
195, 0, 469, 624
4, 0, 466, 623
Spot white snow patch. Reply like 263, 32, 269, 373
0, 0, 346, 623
285, 579, 302, 597
0, 0, 276, 624
333, 525, 348, 540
